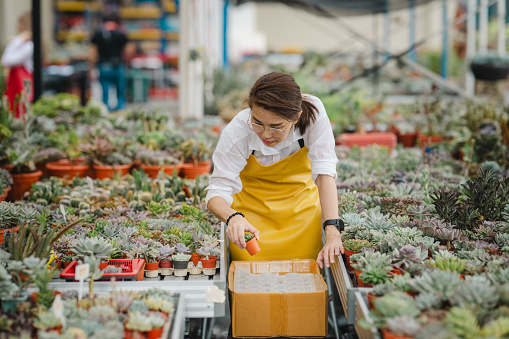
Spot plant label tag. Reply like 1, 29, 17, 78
52, 294, 66, 327
75, 263, 89, 281
86, 177, 94, 194
60, 205, 67, 223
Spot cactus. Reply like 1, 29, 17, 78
176, 192, 186, 202
139, 192, 152, 203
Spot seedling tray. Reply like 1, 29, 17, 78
60, 259, 145, 281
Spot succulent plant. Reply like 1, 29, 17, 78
449, 281, 499, 310
0, 168, 12, 193
430, 251, 465, 274
391, 245, 427, 275
445, 307, 481, 338
387, 226, 423, 239
341, 213, 366, 227
372, 291, 420, 322
495, 233, 509, 248
415, 324, 455, 339
407, 270, 462, 300
172, 253, 191, 262
343, 239, 374, 251
351, 251, 392, 271
71, 236, 113, 260
34, 311, 61, 331
415, 292, 443, 311
359, 264, 391, 285
488, 267, 509, 285
128, 300, 149, 314
370, 283, 397, 297
363, 208, 396, 232
125, 311, 152, 332
386, 316, 422, 337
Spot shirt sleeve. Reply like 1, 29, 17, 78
304, 96, 338, 181
1, 37, 33, 68
205, 123, 250, 207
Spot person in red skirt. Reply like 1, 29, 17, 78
1, 11, 33, 119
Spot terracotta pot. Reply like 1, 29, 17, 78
355, 269, 362, 285
201, 258, 217, 268
140, 164, 176, 179
398, 132, 417, 148
92, 164, 132, 180
99, 262, 108, 270
160, 259, 172, 268
0, 164, 13, 172
0, 187, 11, 202
146, 328, 163, 339
46, 160, 90, 180
145, 262, 160, 271
61, 261, 72, 270
245, 238, 260, 256
8, 170, 42, 201
417, 133, 443, 150
344, 249, 360, 274
190, 253, 201, 266
391, 269, 403, 276
381, 328, 414, 339
460, 274, 465, 280
181, 162, 211, 179
136, 264, 145, 281
338, 132, 398, 153
35, 161, 52, 179
366, 292, 379, 310
31, 290, 61, 305
124, 329, 144, 339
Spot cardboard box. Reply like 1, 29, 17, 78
229, 259, 328, 338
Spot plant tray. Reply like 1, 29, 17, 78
60, 259, 145, 281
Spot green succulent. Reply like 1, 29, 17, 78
370, 283, 397, 297
34, 311, 61, 331
386, 316, 422, 337
407, 270, 462, 300
449, 281, 499, 310
71, 236, 113, 260
415, 292, 443, 311
343, 239, 373, 251
430, 256, 465, 274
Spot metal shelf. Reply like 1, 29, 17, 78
45, 223, 227, 319
329, 255, 380, 339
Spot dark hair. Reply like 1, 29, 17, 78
248, 71, 317, 134
102, 13, 121, 24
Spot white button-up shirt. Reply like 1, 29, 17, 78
1, 36, 34, 73
205, 94, 338, 206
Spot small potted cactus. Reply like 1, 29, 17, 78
172, 253, 191, 277
244, 232, 260, 256
34, 310, 63, 334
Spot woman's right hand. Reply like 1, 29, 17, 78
226, 215, 260, 250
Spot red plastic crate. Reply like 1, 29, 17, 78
338, 132, 397, 152
60, 259, 145, 281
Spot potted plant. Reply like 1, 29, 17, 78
4, 138, 42, 201
244, 232, 260, 256
470, 52, 509, 81
179, 138, 212, 179
172, 243, 191, 277
366, 284, 397, 310
383, 316, 422, 339
197, 243, 221, 276
34, 310, 62, 334
136, 147, 180, 179
394, 121, 418, 148
33, 147, 67, 178
158, 244, 175, 276
343, 239, 374, 274
0, 251, 27, 315
0, 168, 12, 202
144, 240, 161, 278
31, 263, 59, 308
77, 137, 132, 179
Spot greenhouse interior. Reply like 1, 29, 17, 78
1, 0, 509, 338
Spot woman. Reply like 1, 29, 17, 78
1, 11, 33, 118
206, 71, 344, 269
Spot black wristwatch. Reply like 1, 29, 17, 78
323, 218, 345, 232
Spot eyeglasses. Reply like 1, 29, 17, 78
246, 114, 290, 138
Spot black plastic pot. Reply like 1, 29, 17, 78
470, 62, 509, 81
173, 260, 189, 270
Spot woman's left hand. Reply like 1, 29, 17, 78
316, 228, 344, 269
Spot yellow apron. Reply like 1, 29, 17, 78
230, 143, 323, 261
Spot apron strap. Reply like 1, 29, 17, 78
250, 139, 304, 155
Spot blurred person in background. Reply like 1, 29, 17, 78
1, 11, 33, 118
90, 13, 135, 111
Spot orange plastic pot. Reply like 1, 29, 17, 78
160, 259, 172, 268
355, 269, 362, 285
146, 328, 163, 339
46, 160, 90, 179
381, 328, 414, 339
417, 133, 444, 150
35, 161, 52, 179
0, 187, 11, 202
245, 238, 260, 256
338, 132, 397, 153
145, 262, 160, 271
136, 264, 145, 281
8, 170, 42, 201
181, 163, 211, 179
366, 292, 379, 310
124, 329, 144, 339
391, 269, 403, 276
201, 258, 217, 268
344, 249, 360, 274
398, 132, 417, 148
190, 253, 201, 266
93, 164, 132, 180
140, 164, 175, 179
99, 262, 108, 270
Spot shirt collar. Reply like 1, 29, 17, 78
249, 124, 302, 155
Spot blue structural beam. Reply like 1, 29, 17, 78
223, 0, 229, 68
441, 0, 448, 78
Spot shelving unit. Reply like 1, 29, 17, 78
52, 0, 180, 102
